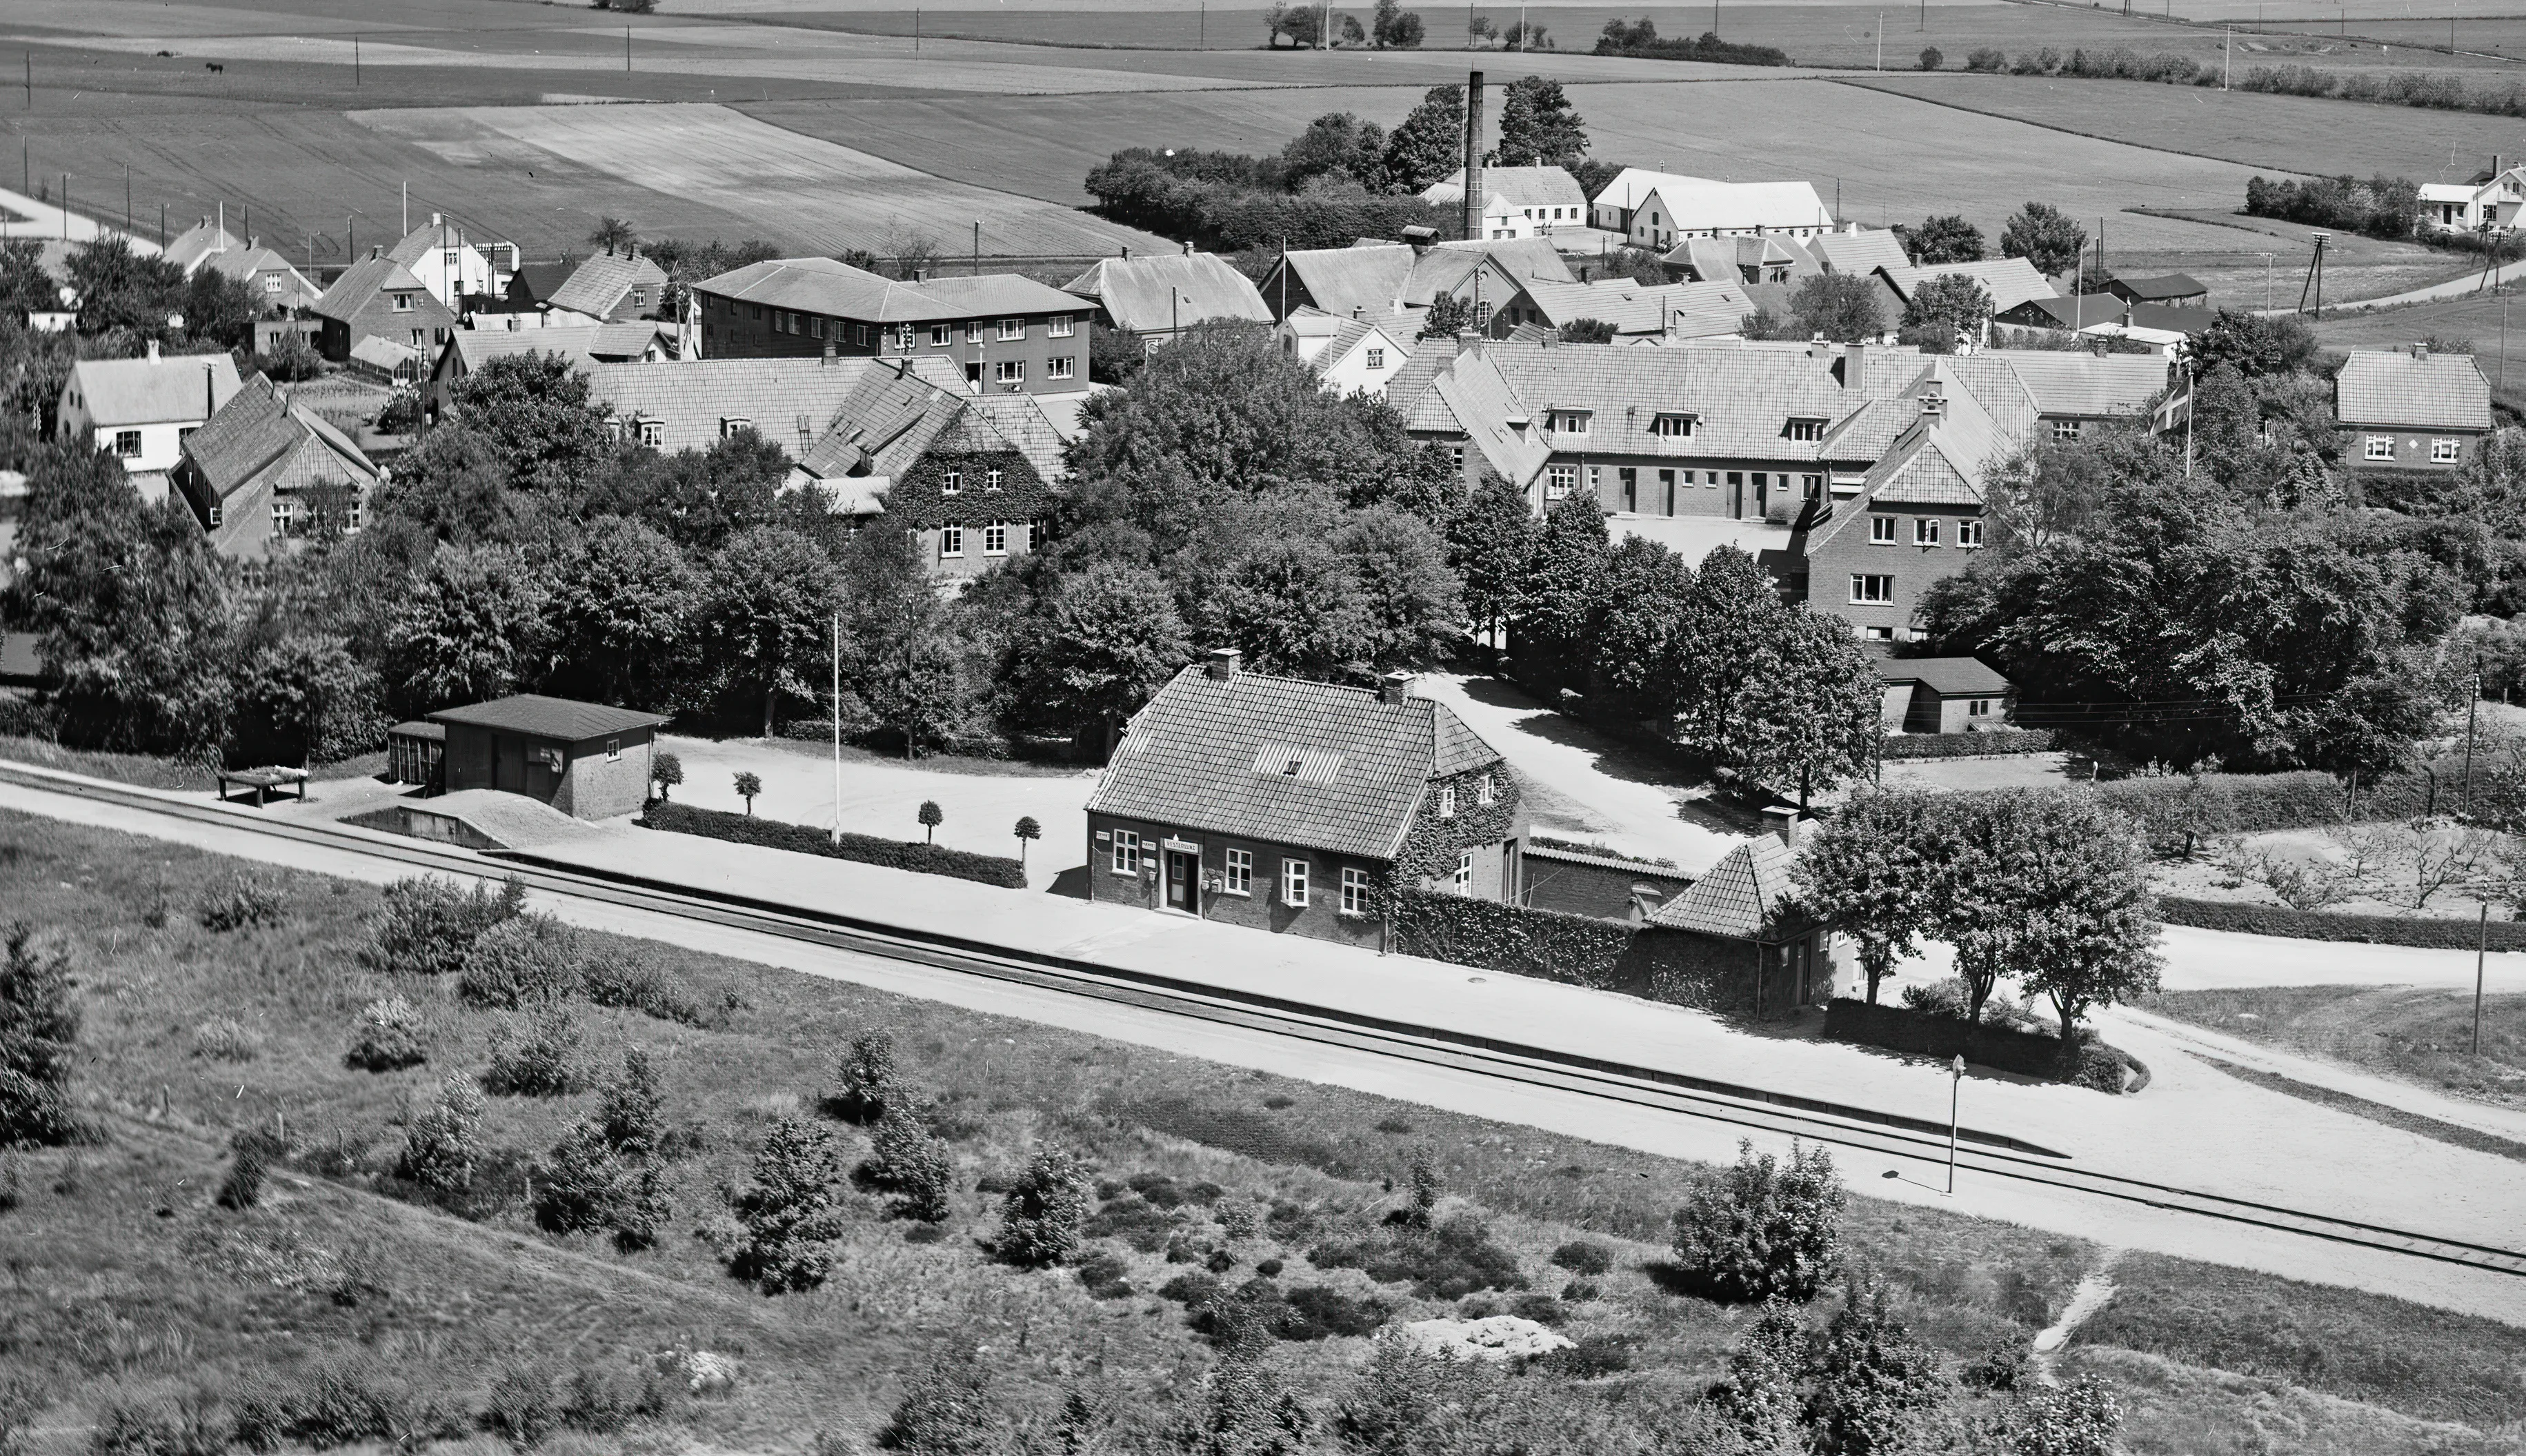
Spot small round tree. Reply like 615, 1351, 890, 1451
1918, 46, 1943, 70
734, 771, 762, 817
1013, 815, 1042, 866
395, 1074, 485, 1195
0, 923, 81, 1148
917, 800, 943, 844
650, 751, 683, 804
729, 1115, 848, 1294
992, 1145, 1091, 1266
829, 1028, 902, 1124
1670, 1139, 1847, 1303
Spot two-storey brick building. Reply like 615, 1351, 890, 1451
2336, 345, 2494, 472
693, 257, 1091, 397
1084, 651, 1526, 947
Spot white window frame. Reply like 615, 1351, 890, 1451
1340, 866, 1371, 917
997, 317, 1025, 341
269, 499, 295, 537
1282, 858, 1309, 908
206, 503, 223, 527
720, 417, 752, 439
1652, 414, 1694, 438
1048, 315, 1075, 338
1111, 829, 1140, 874
1222, 848, 1253, 895
939, 525, 964, 558
2365, 435, 2394, 461
896, 324, 916, 352
2431, 439, 2461, 463
2050, 419, 2082, 442
985, 467, 1005, 492
606, 738, 621, 761
931, 323, 952, 347
1365, 346, 1386, 370
942, 467, 963, 496
1438, 786, 1456, 820
1454, 849, 1475, 896
1046, 355, 1075, 381
1547, 464, 1576, 499
112, 428, 143, 459
995, 359, 1025, 385
1915, 518, 1941, 547
1849, 574, 1895, 606
1957, 519, 1985, 549
965, 321, 984, 344
1475, 772, 1495, 806
1552, 410, 1591, 437
1785, 418, 1824, 443
1967, 698, 1992, 718
1869, 515, 1896, 545
983, 522, 1008, 556
639, 420, 664, 448
391, 292, 412, 312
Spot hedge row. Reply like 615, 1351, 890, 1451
2156, 895, 2526, 950
1822, 998, 2141, 1094
1879, 730, 2057, 761
1949, 767, 2438, 850
1391, 888, 1632, 986
640, 801, 1028, 890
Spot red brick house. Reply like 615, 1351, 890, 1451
694, 257, 1091, 397
2336, 345, 2494, 471
1084, 651, 1526, 947
1646, 832, 1833, 1015
430, 695, 665, 820
310, 252, 456, 366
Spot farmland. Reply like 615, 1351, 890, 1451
2315, 284, 2526, 412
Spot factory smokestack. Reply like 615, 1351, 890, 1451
1463, 70, 1484, 243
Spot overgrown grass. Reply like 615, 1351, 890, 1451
0, 733, 386, 790
2142, 984, 2526, 1108
0, 808, 2514, 1451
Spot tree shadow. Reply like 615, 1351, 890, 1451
1046, 865, 1091, 900
1640, 1259, 1749, 1305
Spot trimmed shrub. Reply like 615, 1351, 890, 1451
346, 997, 428, 1071
1669, 1139, 1845, 1304
642, 801, 1026, 889
993, 1146, 1092, 1267
1390, 889, 1631, 984
1965, 46, 2004, 70
1824, 998, 2141, 1092
365, 875, 526, 977
1878, 728, 2055, 759
197, 873, 286, 932
482, 1007, 583, 1097
2156, 895, 2526, 950
458, 913, 581, 1008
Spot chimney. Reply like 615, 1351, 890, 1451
1183, 239, 1194, 256
822, 340, 837, 365
1378, 670, 1415, 706
1205, 647, 1242, 680
1403, 225, 1437, 258
1352, 304, 1365, 320
1455, 329, 1484, 359
1462, 70, 1485, 242
913, 267, 931, 283
2414, 341, 2431, 360
1121, 245, 1131, 260
1920, 390, 1945, 418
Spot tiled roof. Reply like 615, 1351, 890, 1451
1650, 832, 1797, 938
1992, 351, 2169, 418
1633, 180, 1835, 235
428, 693, 666, 741
163, 220, 243, 273
968, 393, 1071, 482
1811, 229, 1910, 276
1863, 431, 1985, 507
547, 250, 668, 317
1591, 167, 1721, 211
313, 255, 432, 323
1512, 278, 1753, 337
2336, 348, 2493, 431
1879, 259, 2058, 316
1283, 239, 1573, 319
2002, 294, 2209, 336
699, 257, 1083, 323
1522, 841, 1693, 883
385, 219, 481, 274
511, 261, 573, 303
1063, 252, 1271, 335
1087, 666, 1504, 861
447, 322, 672, 372
66, 352, 241, 427
2109, 272, 2207, 299
1484, 338, 1869, 463
181, 375, 379, 506
1876, 656, 2011, 696
1423, 350, 1553, 486
1424, 166, 1588, 210
585, 355, 968, 460
203, 246, 321, 307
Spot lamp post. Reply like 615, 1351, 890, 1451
1945, 1055, 1965, 1194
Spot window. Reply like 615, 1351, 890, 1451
270, 499, 294, 536
720, 417, 752, 438
1967, 698, 1992, 718
262, 274, 281, 295
1049, 315, 1075, 337
997, 318, 1025, 341
1869, 515, 1896, 544
1652, 413, 1694, 437
942, 467, 963, 495
1802, 473, 1823, 499
410, 330, 425, 347
1957, 519, 1985, 548
1365, 346, 1385, 370
897, 325, 916, 352
1914, 518, 1941, 547
443, 248, 458, 269
965, 321, 984, 344
940, 525, 964, 557
1475, 772, 1495, 806
206, 503, 222, 526
2365, 435, 2394, 461
606, 738, 621, 761
1340, 866, 1371, 916
630, 288, 646, 308
2433, 439, 2462, 463
1550, 410, 1591, 436
1438, 786, 1456, 820
808, 316, 825, 340
639, 420, 664, 448
2050, 419, 2083, 442
984, 467, 1005, 492
1046, 355, 1075, 380
1704, 470, 1721, 486
984, 523, 1008, 555
995, 360, 1025, 385
931, 323, 952, 346
1454, 849, 1475, 895
1282, 858, 1309, 907
1849, 574, 1895, 605
1784, 418, 1824, 442
391, 292, 412, 312
1223, 848, 1253, 895
1863, 624, 1893, 641
1546, 464, 1577, 499
1450, 444, 1466, 472
112, 429, 142, 458
1111, 829, 1141, 874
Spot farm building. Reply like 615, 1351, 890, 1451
1420, 166, 1589, 239
172, 374, 380, 561
2335, 345, 2494, 470
1084, 651, 1525, 947
54, 346, 243, 503
1253, 235, 1572, 324
695, 257, 1091, 397
1062, 250, 1271, 341
1874, 656, 2015, 733
1484, 277, 1756, 341
1588, 169, 1836, 248
1872, 259, 2058, 334
428, 695, 666, 820
2102, 272, 2208, 308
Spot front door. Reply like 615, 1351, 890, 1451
1165, 850, 1197, 913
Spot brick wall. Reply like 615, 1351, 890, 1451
1804, 501, 1984, 640
1085, 812, 1387, 948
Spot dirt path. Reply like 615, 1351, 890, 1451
2030, 1250, 2122, 1386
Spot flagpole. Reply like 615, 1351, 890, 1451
831, 610, 843, 846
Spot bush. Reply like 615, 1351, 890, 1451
596, 1048, 667, 1159
393, 1075, 484, 1194
1877, 729, 2055, 759
1669, 1139, 1845, 1303
2244, 172, 2418, 240
1309, 1214, 1526, 1299
2156, 895, 2526, 949
1390, 888, 1631, 984
828, 1027, 904, 1124
486, 1366, 560, 1448
346, 997, 428, 1071
559, 1366, 668, 1433
1824, 998, 2142, 1092
366, 875, 526, 977
459, 913, 582, 1008
196, 873, 286, 932
218, 1131, 274, 1210
1918, 46, 1942, 70
482, 1007, 584, 1097
860, 1108, 955, 1221
2007, 1375, 2122, 1456
581, 949, 709, 1026
728, 1116, 848, 1293
1077, 1250, 1135, 1298
1549, 1239, 1612, 1275
993, 1146, 1092, 1266
0, 923, 81, 1147
1966, 46, 2004, 70
192, 1016, 263, 1063
642, 801, 1028, 889
90, 1395, 229, 1456
231, 1357, 455, 1452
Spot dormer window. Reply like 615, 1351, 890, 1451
390, 292, 413, 312
639, 419, 664, 448
1549, 409, 1592, 436
719, 417, 751, 439
1651, 413, 1695, 438
1784, 417, 1825, 442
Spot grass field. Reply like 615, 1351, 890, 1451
2142, 984, 2526, 1109
2315, 284, 2526, 412
6, 810, 2523, 1451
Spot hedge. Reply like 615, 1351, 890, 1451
1822, 998, 2142, 1094
1879, 730, 2056, 761
1391, 888, 1631, 986
1948, 767, 2441, 852
2156, 895, 2526, 950
640, 801, 1028, 890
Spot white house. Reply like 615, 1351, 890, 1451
1421, 166, 1590, 240
56, 344, 245, 503
1280, 307, 1415, 397
2419, 163, 2526, 235
386, 215, 515, 309
1589, 168, 1836, 249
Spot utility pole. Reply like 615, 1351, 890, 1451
2475, 906, 2489, 1056
23, 53, 30, 110
916, 8, 922, 52
159, 201, 166, 248
124, 162, 130, 238
2464, 659, 2481, 816
972, 219, 980, 277
626, 26, 633, 72
1198, 3, 1204, 50
2223, 26, 2231, 88
401, 180, 408, 237
831, 610, 843, 846
1945, 1055, 1964, 1194
1876, 12, 1883, 71
355, 35, 360, 88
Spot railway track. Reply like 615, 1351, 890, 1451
6, 761, 2523, 1284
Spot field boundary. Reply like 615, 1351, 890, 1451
1831, 75, 2335, 179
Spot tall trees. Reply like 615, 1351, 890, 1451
1784, 273, 1884, 343
386, 546, 550, 716
1495, 76, 1588, 167
1792, 791, 1953, 1005
1022, 561, 1191, 753
1898, 275, 1993, 352
1446, 472, 1534, 647
703, 526, 839, 737
1511, 492, 1607, 678
1892, 215, 1985, 265
1280, 112, 1389, 190
1998, 201, 2087, 279
1382, 85, 1465, 194
545, 516, 701, 709
1734, 609, 1881, 810
2005, 792, 2162, 1039
1588, 535, 1696, 712
1372, 0, 1425, 47
439, 352, 617, 498
1672, 546, 1780, 757
1209, 536, 1373, 679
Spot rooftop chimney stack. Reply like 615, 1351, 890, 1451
1463, 70, 1485, 243
1205, 647, 1242, 681
1378, 670, 1415, 706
